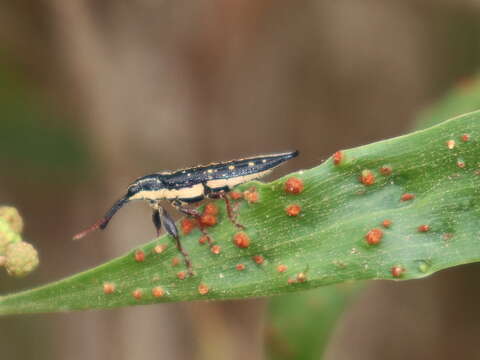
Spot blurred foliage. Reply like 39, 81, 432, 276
266, 283, 361, 360
0, 59, 90, 183
416, 75, 480, 130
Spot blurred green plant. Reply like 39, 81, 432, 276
266, 282, 361, 360
0, 61, 90, 183
0, 108, 480, 315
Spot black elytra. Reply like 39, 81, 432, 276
73, 151, 299, 275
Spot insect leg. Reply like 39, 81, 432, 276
171, 200, 213, 245
149, 201, 163, 237
209, 191, 245, 230
159, 206, 193, 276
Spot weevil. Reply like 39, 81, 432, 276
73, 150, 299, 275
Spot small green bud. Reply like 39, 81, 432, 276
0, 206, 24, 234
5, 241, 39, 277
0, 220, 22, 255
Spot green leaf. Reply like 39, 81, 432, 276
2, 110, 480, 315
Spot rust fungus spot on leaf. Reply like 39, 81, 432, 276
198, 235, 209, 245
360, 170, 375, 186
152, 286, 165, 298
172, 257, 180, 267
233, 232, 250, 248
243, 187, 259, 203
296, 272, 307, 282
153, 244, 167, 254
211, 245, 221, 255
134, 250, 145, 262
177, 271, 186, 280
132, 289, 143, 300
198, 283, 209, 295
230, 191, 243, 200
203, 203, 219, 216
181, 218, 197, 235
284, 177, 304, 195
253, 255, 265, 265
277, 264, 288, 273
418, 224, 430, 232
400, 193, 415, 201
447, 140, 455, 149
103, 282, 115, 295
457, 159, 465, 168
199, 214, 217, 227
332, 151, 344, 165
380, 165, 392, 176
461, 133, 470, 142
365, 228, 383, 245
391, 265, 405, 278
286, 204, 301, 217
236, 263, 246, 271
382, 219, 392, 228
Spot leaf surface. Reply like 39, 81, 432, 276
2, 111, 480, 315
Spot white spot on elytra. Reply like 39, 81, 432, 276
228, 165, 235, 170
248, 162, 255, 167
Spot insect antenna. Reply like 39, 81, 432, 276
72, 195, 129, 240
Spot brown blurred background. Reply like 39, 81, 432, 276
1, 1, 480, 359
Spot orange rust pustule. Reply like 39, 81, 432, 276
134, 250, 145, 262
171, 257, 180, 266
152, 286, 165, 298
382, 219, 392, 228
457, 160, 465, 168
103, 282, 115, 294
230, 191, 243, 200
296, 272, 307, 282
211, 245, 221, 255
332, 151, 344, 165
447, 140, 456, 149
380, 166, 392, 176
199, 214, 217, 227
360, 170, 375, 186
400, 193, 415, 201
277, 264, 288, 273
203, 203, 219, 216
286, 204, 301, 217
132, 289, 143, 300
198, 283, 209, 295
365, 228, 383, 245
418, 224, 430, 232
252, 255, 265, 265
198, 235, 209, 245
233, 232, 250, 248
177, 271, 187, 280
461, 133, 470, 142
284, 177, 304, 195
243, 187, 259, 203
236, 263, 246, 271
181, 218, 197, 235
391, 265, 405, 278
153, 244, 167, 254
